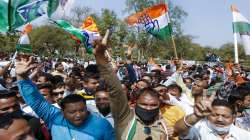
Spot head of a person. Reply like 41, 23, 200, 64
153, 84, 168, 103
51, 82, 65, 103
134, 80, 150, 90
36, 72, 53, 85
55, 62, 64, 72
183, 77, 193, 89
135, 87, 160, 125
82, 73, 100, 93
38, 83, 53, 103
167, 84, 182, 98
0, 90, 20, 117
60, 94, 88, 126
192, 79, 208, 96
229, 82, 250, 111
142, 75, 152, 84
207, 99, 235, 135
0, 114, 33, 140
95, 89, 110, 117
64, 77, 80, 92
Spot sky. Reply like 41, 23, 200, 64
55, 0, 250, 48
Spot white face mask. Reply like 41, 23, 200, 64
206, 119, 232, 135
163, 94, 179, 105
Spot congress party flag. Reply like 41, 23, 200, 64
0, 0, 59, 32
16, 24, 33, 53
125, 4, 172, 41
53, 19, 95, 54
81, 16, 101, 43
231, 5, 250, 55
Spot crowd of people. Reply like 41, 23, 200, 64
1, 38, 250, 140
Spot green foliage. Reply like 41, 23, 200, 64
30, 26, 76, 57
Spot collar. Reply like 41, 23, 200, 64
205, 119, 237, 139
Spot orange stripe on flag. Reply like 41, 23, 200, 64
125, 4, 168, 25
81, 16, 99, 32
231, 4, 239, 12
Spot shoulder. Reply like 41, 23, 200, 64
231, 125, 250, 137
89, 114, 112, 127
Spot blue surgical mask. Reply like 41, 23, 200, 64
206, 119, 232, 135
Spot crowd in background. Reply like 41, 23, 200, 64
1, 40, 250, 140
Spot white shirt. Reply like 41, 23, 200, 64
182, 119, 250, 140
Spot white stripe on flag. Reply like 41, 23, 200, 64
152, 13, 170, 28
233, 12, 250, 23
241, 34, 250, 55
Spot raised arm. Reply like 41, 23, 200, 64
93, 31, 131, 123
174, 92, 215, 137
16, 56, 60, 127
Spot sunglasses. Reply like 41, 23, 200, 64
144, 127, 152, 140
51, 91, 64, 96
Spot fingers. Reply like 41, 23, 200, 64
209, 91, 216, 101
102, 29, 110, 45
26, 56, 33, 66
167, 127, 174, 137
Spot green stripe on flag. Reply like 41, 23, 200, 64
149, 24, 172, 41
233, 22, 250, 33
16, 44, 32, 53
0, 0, 9, 32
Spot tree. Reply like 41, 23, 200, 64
30, 26, 76, 57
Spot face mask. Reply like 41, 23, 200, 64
97, 105, 111, 117
163, 94, 179, 106
135, 105, 159, 125
206, 119, 232, 135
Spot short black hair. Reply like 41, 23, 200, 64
82, 73, 99, 82
0, 90, 17, 99
38, 72, 54, 82
167, 84, 182, 93
37, 83, 53, 90
212, 99, 235, 114
59, 94, 86, 110
137, 87, 159, 100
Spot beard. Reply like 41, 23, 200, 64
97, 104, 111, 117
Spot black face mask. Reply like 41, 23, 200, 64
97, 106, 111, 117
135, 105, 159, 125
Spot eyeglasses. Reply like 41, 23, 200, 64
144, 127, 152, 140
51, 91, 64, 96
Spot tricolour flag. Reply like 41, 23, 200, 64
16, 24, 33, 53
0, 0, 59, 32
53, 19, 98, 54
81, 16, 100, 43
125, 4, 172, 41
231, 5, 250, 55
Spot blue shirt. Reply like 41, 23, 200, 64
18, 80, 115, 140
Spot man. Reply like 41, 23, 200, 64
0, 113, 34, 140
93, 36, 172, 140
154, 84, 185, 140
0, 89, 50, 140
175, 96, 250, 140
88, 89, 114, 127
51, 82, 65, 108
167, 84, 193, 115
37, 83, 53, 103
51, 62, 67, 79
15, 58, 115, 140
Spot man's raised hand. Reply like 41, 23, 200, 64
15, 56, 37, 80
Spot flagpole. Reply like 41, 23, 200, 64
171, 35, 178, 59
231, 5, 239, 64
166, 9, 178, 59
233, 33, 239, 64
